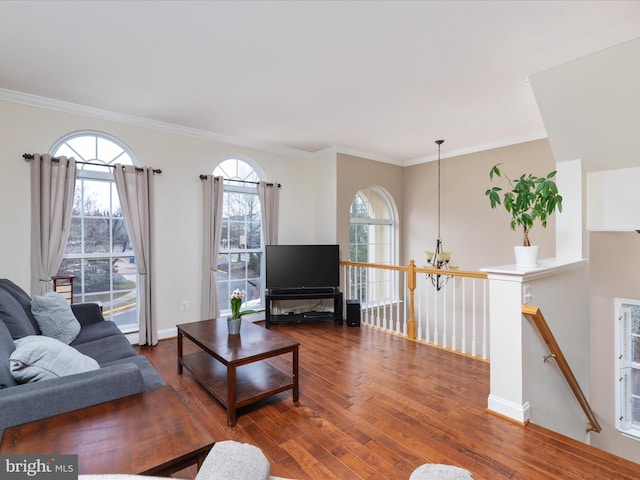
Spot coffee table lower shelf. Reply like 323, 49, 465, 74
180, 351, 295, 416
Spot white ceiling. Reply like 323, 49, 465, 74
1, 0, 640, 165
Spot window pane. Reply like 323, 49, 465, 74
112, 256, 138, 330
112, 218, 132, 254
350, 224, 369, 262
631, 398, 640, 426
228, 222, 244, 249
111, 183, 121, 214
66, 218, 82, 253
634, 336, 640, 364
247, 221, 261, 248
230, 253, 247, 280
632, 369, 640, 398
54, 143, 79, 160
65, 136, 97, 161
351, 194, 368, 218
97, 136, 125, 163
82, 180, 111, 215
633, 312, 640, 335
84, 218, 110, 253
83, 259, 111, 294
58, 258, 81, 285
217, 253, 231, 277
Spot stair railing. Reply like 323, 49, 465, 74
521, 305, 601, 433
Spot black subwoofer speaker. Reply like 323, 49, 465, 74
346, 299, 361, 327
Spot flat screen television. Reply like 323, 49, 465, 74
266, 244, 340, 291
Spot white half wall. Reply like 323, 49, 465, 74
483, 259, 591, 442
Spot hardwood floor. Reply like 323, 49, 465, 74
138, 321, 640, 479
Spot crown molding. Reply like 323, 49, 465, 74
310, 145, 402, 166
0, 88, 545, 167
0, 88, 320, 159
403, 132, 548, 166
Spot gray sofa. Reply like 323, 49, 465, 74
0, 279, 165, 436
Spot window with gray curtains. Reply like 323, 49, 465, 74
201, 176, 224, 319
114, 164, 156, 346
257, 181, 279, 246
30, 154, 77, 296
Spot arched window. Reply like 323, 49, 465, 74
52, 132, 139, 333
213, 158, 264, 314
349, 187, 396, 305
350, 187, 394, 263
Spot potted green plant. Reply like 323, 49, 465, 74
485, 163, 563, 266
228, 289, 256, 335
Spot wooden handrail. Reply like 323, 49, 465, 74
340, 260, 488, 279
340, 260, 488, 341
521, 305, 601, 433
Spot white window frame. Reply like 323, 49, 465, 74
51, 131, 139, 333
615, 297, 640, 440
213, 157, 265, 316
349, 187, 398, 308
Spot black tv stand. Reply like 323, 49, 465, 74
265, 288, 343, 329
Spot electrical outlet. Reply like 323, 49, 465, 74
523, 285, 532, 304
180, 300, 190, 312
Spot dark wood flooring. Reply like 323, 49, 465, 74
138, 321, 640, 479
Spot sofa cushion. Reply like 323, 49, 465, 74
71, 302, 106, 326
0, 288, 38, 339
0, 279, 41, 333
10, 335, 100, 383
101, 355, 166, 391
0, 321, 17, 388
31, 291, 81, 344
72, 334, 138, 365
71, 320, 123, 346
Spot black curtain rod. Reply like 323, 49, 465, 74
199, 175, 280, 188
23, 153, 162, 174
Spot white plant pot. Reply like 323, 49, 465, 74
514, 245, 539, 267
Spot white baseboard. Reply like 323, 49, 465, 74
126, 318, 266, 345
487, 394, 531, 424
125, 327, 176, 345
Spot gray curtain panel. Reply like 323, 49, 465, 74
201, 176, 224, 320
114, 164, 156, 346
30, 154, 77, 296
257, 181, 279, 246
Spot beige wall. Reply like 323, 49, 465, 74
403, 139, 557, 271
0, 100, 320, 333
589, 231, 640, 460
312, 151, 339, 243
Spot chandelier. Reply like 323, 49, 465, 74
425, 139, 455, 290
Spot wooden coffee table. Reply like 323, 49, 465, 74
177, 318, 300, 427
0, 385, 214, 475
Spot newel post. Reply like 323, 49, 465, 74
407, 260, 416, 339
